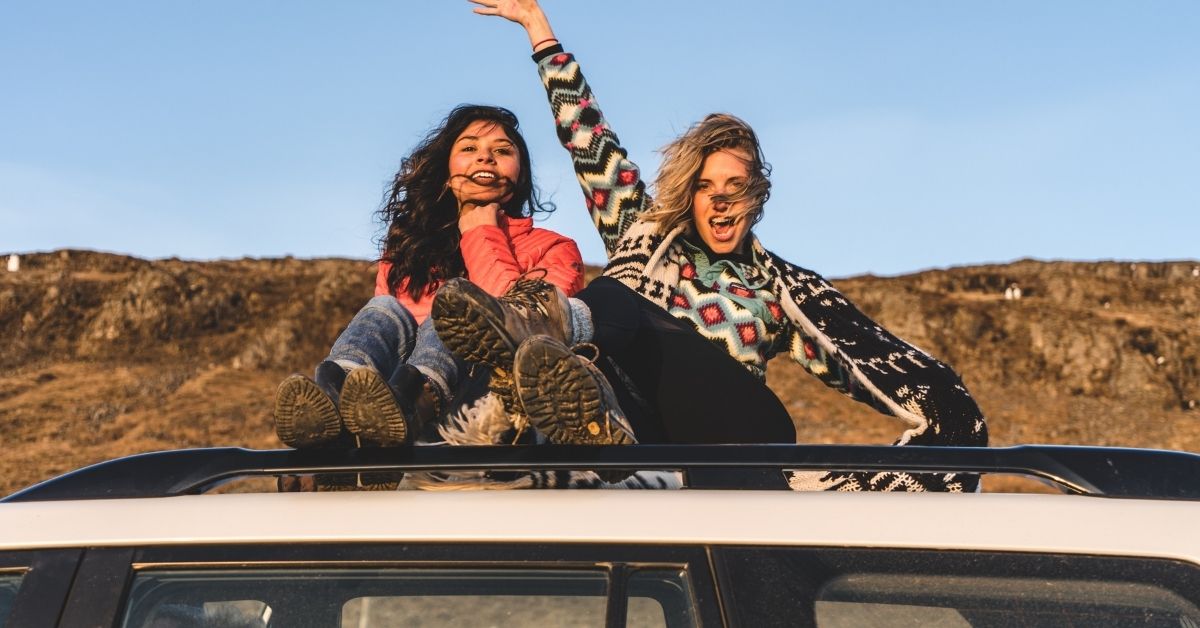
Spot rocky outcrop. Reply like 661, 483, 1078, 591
839, 259, 1198, 413
2, 249, 375, 370
2, 250, 1196, 495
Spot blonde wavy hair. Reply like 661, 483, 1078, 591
645, 113, 771, 234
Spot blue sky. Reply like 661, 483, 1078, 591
2, 1, 1197, 277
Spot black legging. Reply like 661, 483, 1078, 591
575, 277, 796, 444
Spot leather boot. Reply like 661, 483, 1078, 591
340, 364, 443, 447
513, 335, 637, 446
274, 360, 349, 448
432, 277, 573, 372
433, 277, 573, 428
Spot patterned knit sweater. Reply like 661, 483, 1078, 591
536, 47, 988, 492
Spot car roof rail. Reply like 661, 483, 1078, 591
3, 444, 1199, 503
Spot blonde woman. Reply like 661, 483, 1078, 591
434, 0, 988, 491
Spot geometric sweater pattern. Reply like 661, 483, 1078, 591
537, 47, 988, 492
669, 246, 791, 379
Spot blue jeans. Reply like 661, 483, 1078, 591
325, 295, 462, 400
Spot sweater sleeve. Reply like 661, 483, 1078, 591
536, 50, 651, 257
774, 260, 989, 492
785, 325, 858, 402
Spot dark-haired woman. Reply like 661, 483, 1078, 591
273, 104, 585, 448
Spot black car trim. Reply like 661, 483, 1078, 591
605, 563, 630, 628
0, 549, 83, 628
6, 444, 1200, 502
58, 547, 135, 628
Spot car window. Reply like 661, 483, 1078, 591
0, 573, 24, 628
816, 574, 1200, 628
338, 569, 607, 627
715, 547, 1200, 628
121, 567, 696, 628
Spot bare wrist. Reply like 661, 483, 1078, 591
523, 13, 555, 49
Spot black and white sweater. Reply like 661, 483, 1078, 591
536, 47, 988, 491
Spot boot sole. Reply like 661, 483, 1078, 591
514, 337, 628, 445
274, 375, 343, 448
310, 473, 400, 491
432, 281, 517, 371
340, 368, 409, 446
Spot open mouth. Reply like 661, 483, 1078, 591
709, 215, 738, 241
468, 171, 500, 186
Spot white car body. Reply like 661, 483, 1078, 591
3, 444, 1199, 627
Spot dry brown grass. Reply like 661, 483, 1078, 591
3, 253, 1197, 496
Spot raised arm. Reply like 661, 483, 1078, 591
470, 0, 559, 54
472, 0, 651, 257
773, 260, 989, 492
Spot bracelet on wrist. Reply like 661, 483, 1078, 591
532, 37, 559, 50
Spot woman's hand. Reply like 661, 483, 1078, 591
469, 0, 556, 50
458, 202, 503, 233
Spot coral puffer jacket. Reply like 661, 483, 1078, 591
375, 215, 585, 323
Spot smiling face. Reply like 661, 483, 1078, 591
446, 119, 522, 211
690, 149, 756, 254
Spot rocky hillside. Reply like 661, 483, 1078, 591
2, 250, 1197, 495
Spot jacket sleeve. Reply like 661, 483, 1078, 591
460, 225, 525, 296
461, 224, 586, 297
372, 260, 434, 323
530, 235, 586, 296
536, 49, 651, 257
374, 261, 392, 297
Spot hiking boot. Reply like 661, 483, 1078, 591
513, 335, 637, 445
274, 361, 347, 448
432, 277, 573, 372
314, 473, 399, 491
340, 365, 443, 446
277, 474, 371, 492
487, 368, 530, 438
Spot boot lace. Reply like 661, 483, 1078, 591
570, 342, 600, 364
498, 271, 554, 317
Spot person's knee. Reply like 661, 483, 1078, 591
365, 294, 404, 312
580, 276, 637, 307
577, 277, 641, 335
362, 295, 417, 326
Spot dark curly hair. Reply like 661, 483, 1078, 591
377, 105, 553, 300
